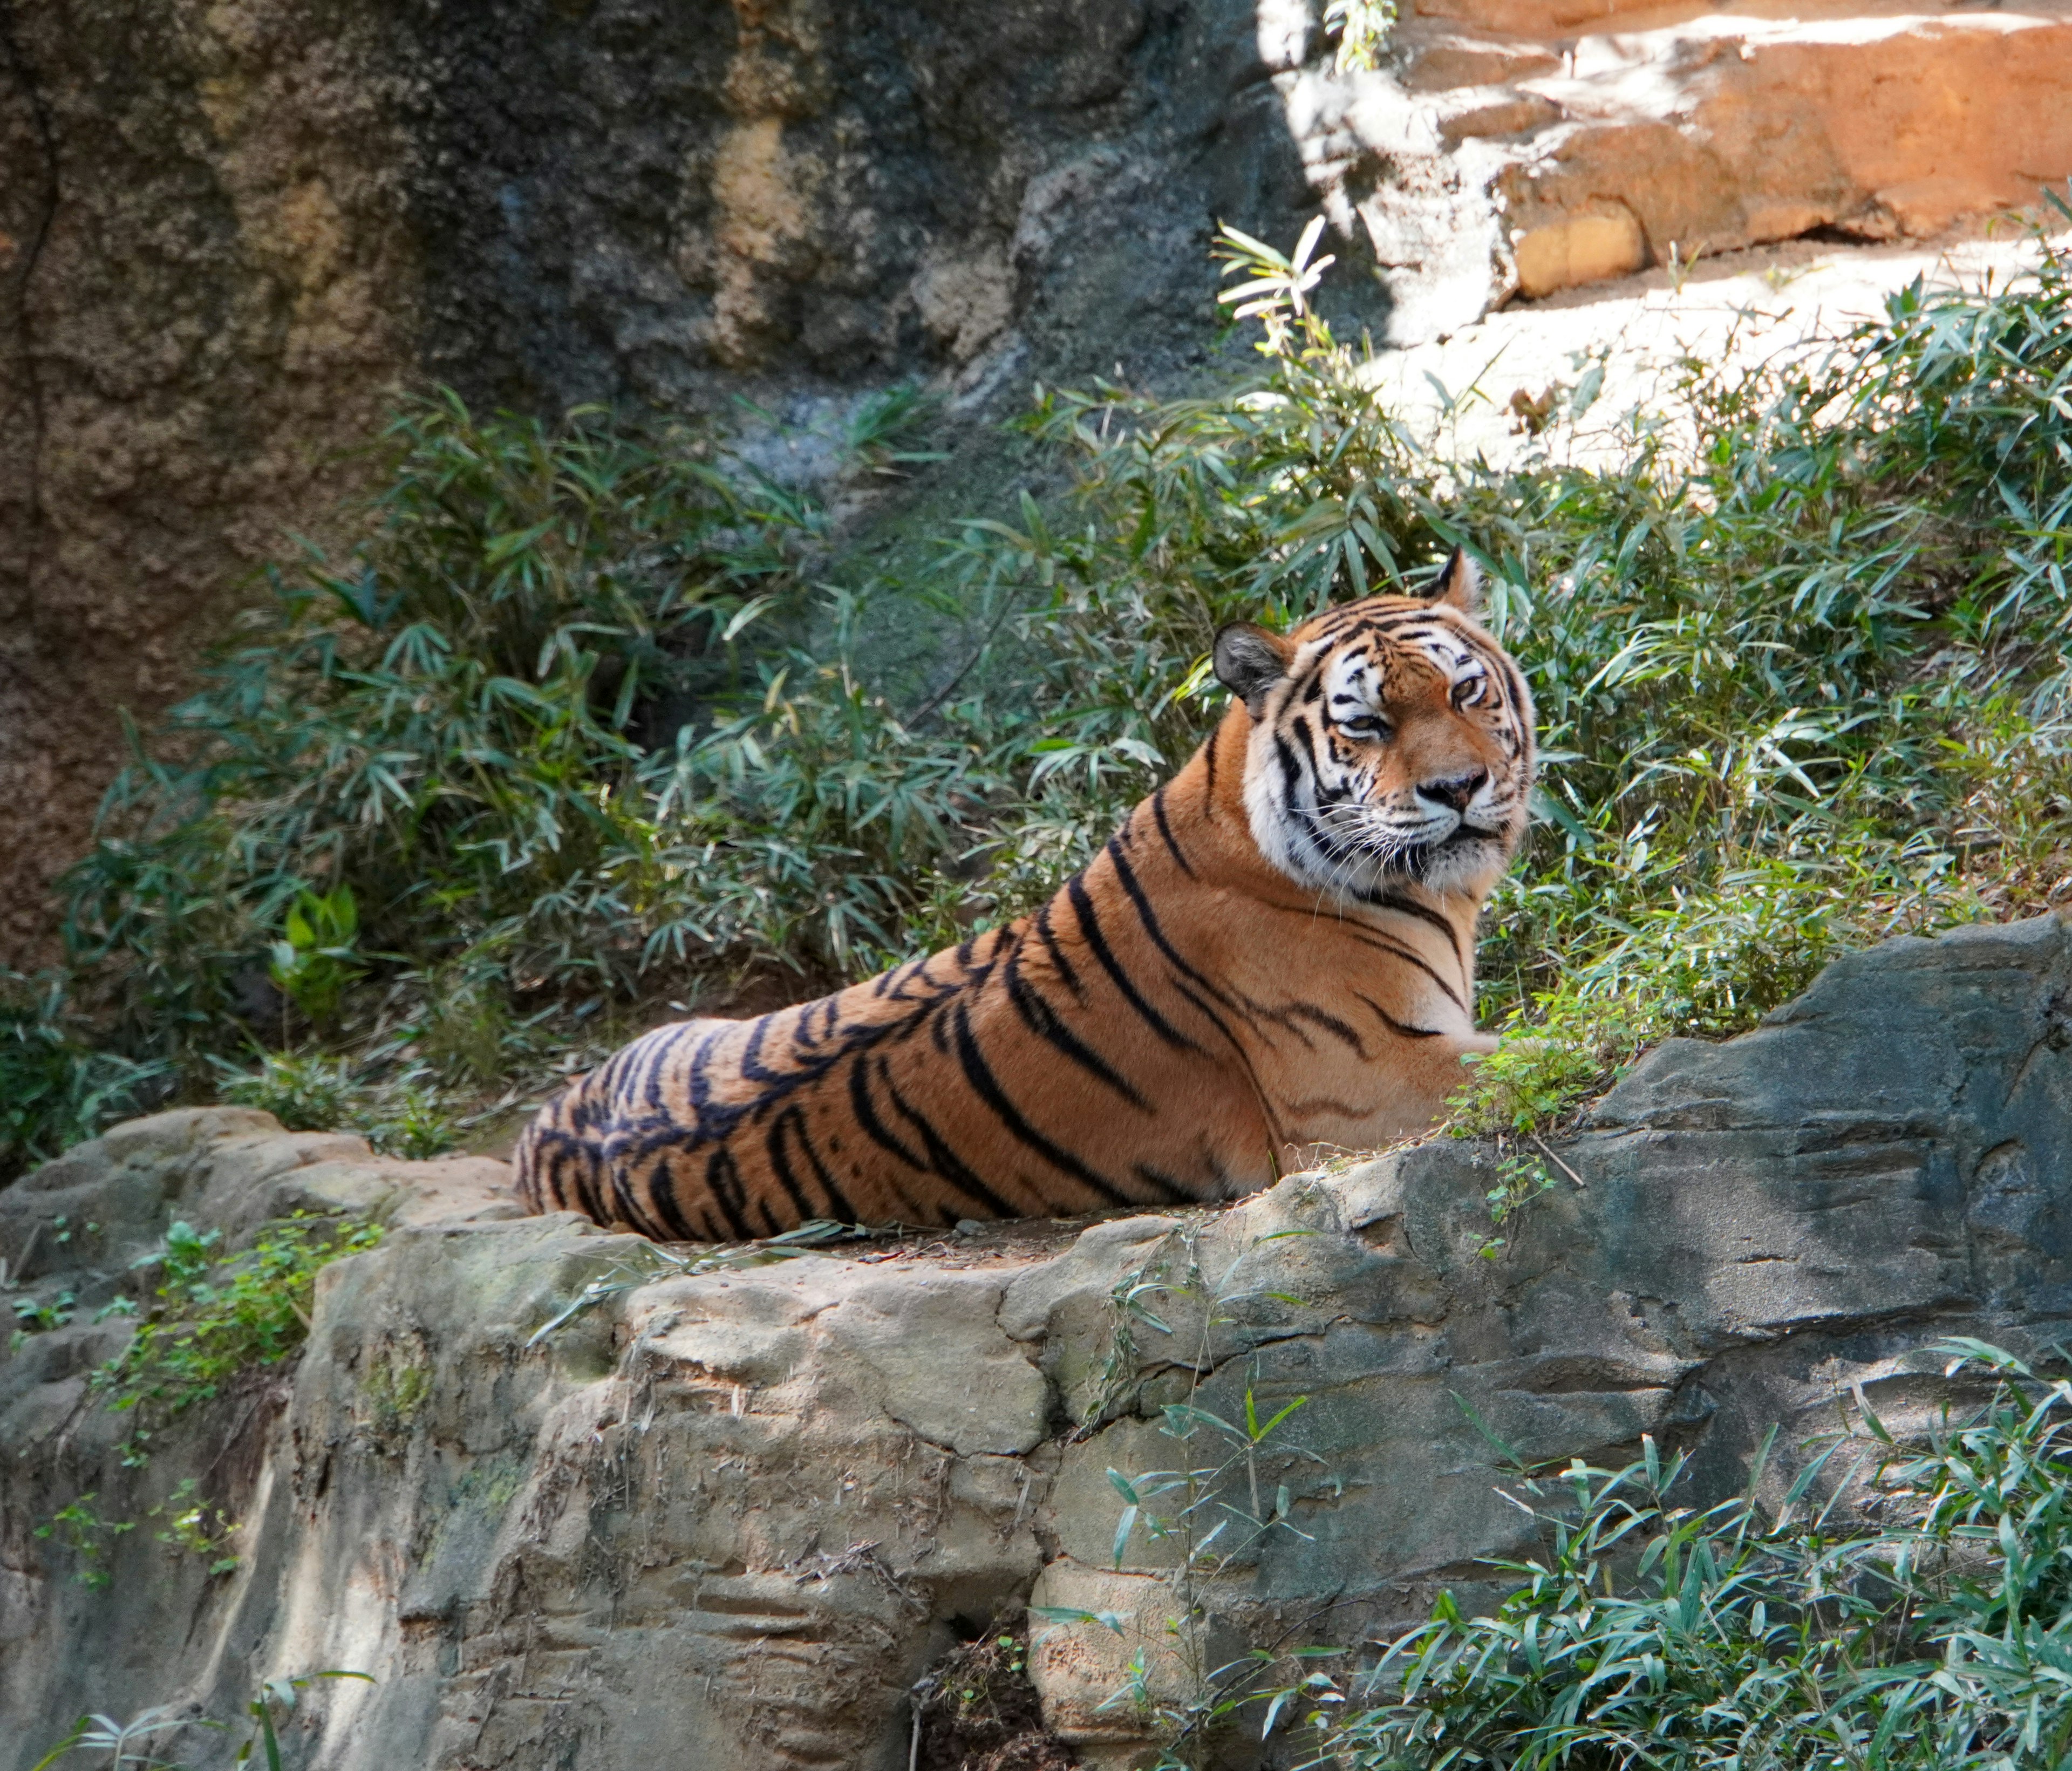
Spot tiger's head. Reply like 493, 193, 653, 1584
1212, 551, 1536, 902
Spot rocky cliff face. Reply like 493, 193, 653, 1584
4, 914, 2070, 1768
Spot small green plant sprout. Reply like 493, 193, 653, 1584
1761, 256, 1812, 294
267, 885, 364, 1028
28, 1706, 195, 1771
357, 1079, 458, 1161
1664, 236, 1707, 295
149, 1477, 238, 1575
1323, 0, 1396, 71
839, 382, 945, 476
142, 1218, 222, 1294
908, 1629, 1061, 1768
29, 1672, 373, 1771
237, 1672, 373, 1771
13, 1288, 78, 1334
1081, 1235, 1187, 1429
215, 1052, 356, 1134
49, 1215, 100, 1249
1218, 216, 1336, 356
34, 1494, 137, 1590
1474, 1149, 1557, 1261
96, 1214, 384, 1443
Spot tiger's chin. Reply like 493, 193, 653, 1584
1394, 825, 1513, 894
1282, 819, 1517, 902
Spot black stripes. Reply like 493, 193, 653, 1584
850, 1054, 925, 1169
1357, 993, 1443, 1040
1066, 873, 1202, 1053
768, 1105, 857, 1224
1104, 838, 1228, 1010
1150, 786, 1196, 877
1272, 731, 1307, 803
1003, 939, 1152, 1109
1361, 885, 1468, 969
879, 1065, 1020, 1220
643, 1152, 706, 1242
1031, 900, 1086, 1001
948, 1001, 1134, 1208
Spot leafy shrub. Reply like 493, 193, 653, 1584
95, 1214, 385, 1449
28, 206, 2072, 1162
1, 973, 166, 1183
1308, 1339, 2072, 1770
214, 1052, 358, 1135
212, 1052, 458, 1160
266, 885, 364, 1029
63, 392, 816, 1056
32, 1495, 134, 1591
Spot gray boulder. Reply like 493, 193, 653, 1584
3, 914, 2069, 1769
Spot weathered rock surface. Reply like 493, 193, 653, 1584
4, 914, 2071, 1767
1304, 0, 2072, 337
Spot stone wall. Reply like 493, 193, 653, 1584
4, 914, 2070, 1768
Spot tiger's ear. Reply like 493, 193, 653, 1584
1213, 622, 1292, 717
1433, 547, 1483, 616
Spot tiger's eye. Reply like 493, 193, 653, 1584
1339, 713, 1391, 740
1452, 677, 1486, 709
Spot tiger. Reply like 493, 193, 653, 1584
514, 550, 1536, 1240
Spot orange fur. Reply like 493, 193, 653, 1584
516, 577, 1535, 1238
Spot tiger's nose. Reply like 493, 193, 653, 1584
1418, 768, 1488, 812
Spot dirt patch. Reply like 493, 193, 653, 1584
914, 1630, 1076, 1771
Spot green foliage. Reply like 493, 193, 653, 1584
31, 1672, 372, 1771
1471, 1151, 1557, 1262
94, 1214, 385, 1445
1308, 1339, 2072, 1771
21, 205, 2072, 1167
213, 1051, 458, 1159
148, 1477, 238, 1575
1449, 997, 1662, 1141
33, 1494, 135, 1590
12, 1287, 79, 1339
1, 972, 165, 1183
215, 1051, 357, 1134
1324, 0, 1396, 70
63, 391, 816, 1058
267, 886, 363, 1028
1040, 1228, 1332, 1766
841, 381, 945, 476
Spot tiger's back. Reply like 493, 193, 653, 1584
516, 561, 1535, 1238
